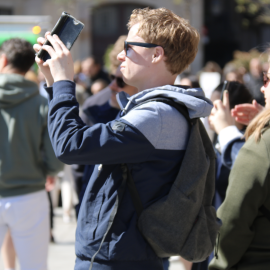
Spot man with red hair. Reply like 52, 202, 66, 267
34, 7, 213, 270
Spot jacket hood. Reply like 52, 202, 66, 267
117, 85, 213, 119
0, 74, 39, 109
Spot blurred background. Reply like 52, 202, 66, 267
1, 0, 270, 74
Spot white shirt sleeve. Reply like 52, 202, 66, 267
218, 125, 243, 152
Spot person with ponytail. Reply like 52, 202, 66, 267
209, 72, 270, 269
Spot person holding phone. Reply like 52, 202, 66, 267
34, 7, 213, 270
208, 68, 270, 270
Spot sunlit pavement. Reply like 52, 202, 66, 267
0, 207, 184, 270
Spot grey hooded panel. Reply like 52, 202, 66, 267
118, 85, 212, 150
117, 85, 213, 119
121, 102, 189, 150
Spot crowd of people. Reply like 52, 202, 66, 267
0, 6, 270, 270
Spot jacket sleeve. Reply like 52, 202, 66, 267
221, 139, 245, 170
218, 126, 245, 170
40, 101, 64, 175
45, 81, 156, 165
209, 136, 270, 270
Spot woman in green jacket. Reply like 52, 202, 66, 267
209, 70, 270, 270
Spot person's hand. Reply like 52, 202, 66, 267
33, 32, 54, 87
209, 90, 235, 134
231, 100, 264, 125
40, 34, 74, 83
45, 175, 56, 192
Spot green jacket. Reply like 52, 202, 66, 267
209, 125, 270, 270
0, 73, 63, 197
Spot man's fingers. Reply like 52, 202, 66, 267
45, 32, 51, 39
47, 35, 63, 52
37, 37, 46, 46
33, 44, 42, 53
214, 99, 224, 111
231, 108, 237, 116
253, 100, 264, 112
43, 61, 49, 67
223, 90, 230, 109
234, 104, 256, 112
53, 34, 69, 52
211, 106, 217, 115
41, 45, 57, 58
234, 117, 250, 125
35, 56, 43, 65
235, 115, 250, 121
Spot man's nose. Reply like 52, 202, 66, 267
117, 50, 125, 62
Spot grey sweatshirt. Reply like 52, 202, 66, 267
0, 73, 63, 197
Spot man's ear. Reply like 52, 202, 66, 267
152, 47, 165, 64
0, 54, 8, 72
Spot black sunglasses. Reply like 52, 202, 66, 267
110, 74, 126, 88
263, 72, 270, 88
124, 41, 160, 54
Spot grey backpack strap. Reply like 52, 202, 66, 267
259, 205, 270, 222
125, 97, 194, 220
129, 97, 195, 126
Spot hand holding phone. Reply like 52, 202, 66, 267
34, 34, 54, 86
40, 34, 75, 82
37, 12, 84, 62
34, 12, 84, 84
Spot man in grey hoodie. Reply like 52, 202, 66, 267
34, 7, 213, 270
0, 38, 63, 270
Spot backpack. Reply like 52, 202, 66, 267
89, 97, 221, 270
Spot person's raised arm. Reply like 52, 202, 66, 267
208, 90, 235, 135
209, 91, 244, 169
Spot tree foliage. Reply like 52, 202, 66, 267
235, 0, 270, 25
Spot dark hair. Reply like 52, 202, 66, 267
214, 81, 253, 109
0, 38, 35, 73
181, 74, 201, 88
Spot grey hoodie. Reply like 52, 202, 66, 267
117, 85, 213, 151
0, 74, 63, 198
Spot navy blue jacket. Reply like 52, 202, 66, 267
45, 81, 212, 270
78, 102, 120, 214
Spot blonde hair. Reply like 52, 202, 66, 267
128, 7, 200, 75
109, 35, 127, 74
245, 108, 270, 142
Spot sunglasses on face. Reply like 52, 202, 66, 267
263, 72, 270, 88
124, 41, 160, 55
110, 74, 126, 88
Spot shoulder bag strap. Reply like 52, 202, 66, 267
124, 97, 196, 219
259, 205, 270, 222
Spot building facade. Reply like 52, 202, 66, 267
0, 0, 204, 74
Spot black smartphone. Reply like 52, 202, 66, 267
36, 12, 84, 62
220, 80, 230, 101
